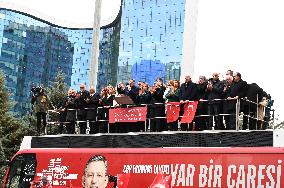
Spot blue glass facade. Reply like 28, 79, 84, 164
0, 0, 188, 115
97, 18, 121, 90
118, 0, 185, 84
0, 15, 74, 114
132, 60, 165, 84
0, 9, 120, 115
61, 29, 93, 88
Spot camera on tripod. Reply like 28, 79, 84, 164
31, 86, 43, 97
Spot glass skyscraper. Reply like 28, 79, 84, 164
0, 0, 194, 115
0, 8, 120, 115
118, 0, 185, 84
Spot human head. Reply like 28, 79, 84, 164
184, 75, 191, 83
80, 84, 86, 92
212, 72, 219, 81
143, 82, 149, 90
138, 80, 143, 86
100, 87, 108, 96
226, 70, 233, 76
156, 77, 163, 86
117, 82, 124, 88
107, 85, 116, 95
71, 89, 77, 97
129, 79, 135, 87
82, 155, 108, 188
233, 72, 241, 82
166, 80, 174, 87
225, 75, 234, 85
90, 87, 95, 94
138, 81, 144, 89
198, 76, 206, 84
67, 88, 73, 96
173, 79, 180, 88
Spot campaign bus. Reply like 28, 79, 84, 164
2, 147, 284, 188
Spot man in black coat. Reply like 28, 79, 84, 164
179, 75, 198, 131
222, 75, 234, 129
126, 79, 139, 104
76, 84, 90, 134
195, 76, 208, 130
243, 83, 263, 130
206, 73, 224, 130
86, 86, 100, 133
57, 89, 73, 134
225, 72, 248, 130
150, 78, 166, 132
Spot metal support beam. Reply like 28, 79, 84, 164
90, 0, 102, 88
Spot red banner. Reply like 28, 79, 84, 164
180, 101, 198, 123
109, 107, 147, 123
24, 148, 284, 187
166, 102, 180, 123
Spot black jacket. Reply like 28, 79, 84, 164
136, 91, 152, 105
151, 86, 166, 104
246, 83, 263, 103
244, 83, 263, 111
226, 79, 248, 111
126, 86, 139, 104
86, 93, 100, 120
206, 79, 224, 103
228, 79, 248, 98
196, 82, 208, 100
179, 81, 197, 101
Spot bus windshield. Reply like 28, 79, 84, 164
5, 153, 36, 188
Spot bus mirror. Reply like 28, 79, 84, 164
0, 160, 10, 166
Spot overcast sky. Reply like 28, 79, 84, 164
1, 0, 283, 123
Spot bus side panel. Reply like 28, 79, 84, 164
2, 167, 10, 188
33, 152, 284, 187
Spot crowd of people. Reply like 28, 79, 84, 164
32, 70, 273, 135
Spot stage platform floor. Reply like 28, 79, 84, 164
29, 130, 274, 148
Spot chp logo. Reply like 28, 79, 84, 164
35, 158, 78, 186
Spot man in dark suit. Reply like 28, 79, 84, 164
77, 84, 90, 134
195, 76, 208, 130
150, 78, 166, 132
179, 75, 198, 131
86, 86, 100, 133
225, 72, 248, 130
206, 73, 224, 130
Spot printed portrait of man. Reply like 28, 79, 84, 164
82, 155, 109, 188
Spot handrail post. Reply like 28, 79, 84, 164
212, 115, 215, 130
86, 120, 90, 134
235, 98, 240, 131
256, 95, 259, 130
272, 109, 275, 130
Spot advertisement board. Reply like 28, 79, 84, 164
6, 148, 282, 188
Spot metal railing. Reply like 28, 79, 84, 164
45, 98, 274, 134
